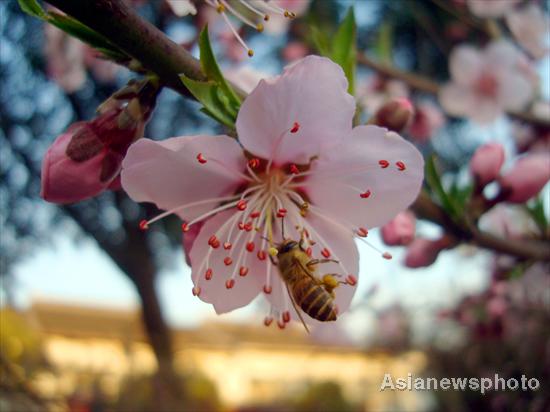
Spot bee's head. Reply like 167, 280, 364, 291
277, 239, 298, 255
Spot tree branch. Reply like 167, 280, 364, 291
357, 54, 550, 129
45, 0, 206, 95
412, 192, 550, 261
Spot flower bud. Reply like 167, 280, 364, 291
469, 143, 505, 188
381, 211, 416, 246
370, 98, 414, 133
498, 154, 550, 203
408, 102, 445, 142
404, 237, 451, 268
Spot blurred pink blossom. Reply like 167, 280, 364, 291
498, 154, 550, 203
122, 56, 424, 325
381, 210, 416, 246
358, 76, 409, 115
264, 0, 310, 34
224, 66, 268, 94
404, 237, 451, 268
469, 142, 505, 187
166, 0, 197, 16
370, 97, 414, 133
467, 0, 520, 18
506, 4, 549, 60
282, 41, 309, 62
407, 101, 445, 142
439, 40, 534, 123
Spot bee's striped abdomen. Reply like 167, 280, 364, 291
294, 278, 337, 322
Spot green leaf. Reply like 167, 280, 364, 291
46, 12, 126, 61
17, 0, 46, 18
525, 196, 548, 234
180, 75, 236, 128
375, 22, 393, 63
425, 156, 460, 219
331, 7, 356, 94
310, 26, 330, 56
198, 26, 241, 107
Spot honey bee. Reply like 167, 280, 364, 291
271, 225, 348, 331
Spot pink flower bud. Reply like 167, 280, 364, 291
498, 154, 550, 203
469, 143, 505, 187
407, 102, 445, 142
381, 211, 416, 246
371, 98, 414, 133
41, 109, 142, 204
404, 237, 451, 268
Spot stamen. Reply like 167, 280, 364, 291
277, 319, 286, 329
219, 0, 262, 32
205, 268, 213, 280
197, 153, 207, 164
321, 248, 331, 258
239, 266, 249, 276
379, 160, 389, 168
266, 125, 299, 173
360, 190, 371, 199
224, 257, 233, 266
383, 252, 393, 260
290, 122, 300, 133
239, 0, 269, 22
289, 164, 299, 174
225, 279, 235, 289
218, 7, 254, 57
139, 220, 149, 230
357, 227, 369, 237
346, 274, 357, 286
223, 242, 232, 250
248, 158, 260, 169
246, 241, 255, 252
396, 161, 406, 171
263, 284, 272, 294
282, 310, 291, 323
264, 315, 273, 326
181, 222, 190, 232
192, 286, 201, 296
260, 0, 295, 18
236, 199, 248, 211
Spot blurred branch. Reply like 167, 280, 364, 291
44, 0, 206, 96
357, 54, 550, 128
412, 191, 550, 261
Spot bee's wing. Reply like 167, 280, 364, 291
284, 282, 310, 334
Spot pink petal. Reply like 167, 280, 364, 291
264, 206, 359, 319
305, 126, 424, 229
236, 56, 355, 165
449, 45, 483, 86
121, 135, 246, 221
496, 69, 534, 111
439, 83, 478, 117
189, 210, 264, 314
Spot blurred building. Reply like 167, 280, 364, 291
9, 301, 429, 411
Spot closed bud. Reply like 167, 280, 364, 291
469, 143, 505, 188
370, 98, 414, 133
404, 236, 452, 268
381, 211, 416, 246
498, 154, 550, 203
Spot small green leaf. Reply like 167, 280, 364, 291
310, 26, 330, 56
17, 0, 46, 18
425, 156, 460, 219
525, 196, 548, 235
331, 7, 356, 94
375, 22, 393, 63
180, 75, 236, 128
198, 26, 241, 107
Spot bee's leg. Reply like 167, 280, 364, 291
306, 258, 339, 269
269, 255, 278, 266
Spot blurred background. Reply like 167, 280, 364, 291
1, 0, 549, 411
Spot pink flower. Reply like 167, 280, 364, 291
439, 40, 534, 123
506, 4, 550, 60
282, 41, 309, 62
370, 98, 414, 134
469, 142, 505, 187
381, 211, 416, 246
498, 154, 550, 203
404, 237, 451, 268
467, 0, 520, 18
407, 101, 445, 143
166, 0, 197, 16
122, 56, 424, 325
224, 66, 268, 94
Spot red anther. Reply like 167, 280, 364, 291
321, 248, 331, 258
246, 242, 255, 252
346, 274, 357, 286
224, 257, 233, 266
208, 235, 218, 245
197, 153, 207, 164
181, 222, 190, 232
223, 242, 232, 250
192, 286, 201, 296
396, 161, 406, 171
263, 285, 272, 294
277, 208, 287, 218
282, 310, 291, 323
248, 158, 260, 169
379, 159, 389, 169
257, 250, 267, 261
382, 252, 393, 260
238, 222, 245, 230
236, 200, 247, 211
139, 220, 149, 230
239, 266, 249, 277
244, 223, 253, 231
250, 211, 260, 218
277, 320, 286, 329
225, 279, 235, 289
289, 164, 299, 174
357, 227, 369, 237
205, 269, 213, 280
360, 190, 371, 199
306, 247, 313, 257
212, 240, 220, 249
264, 316, 273, 327
290, 122, 300, 133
